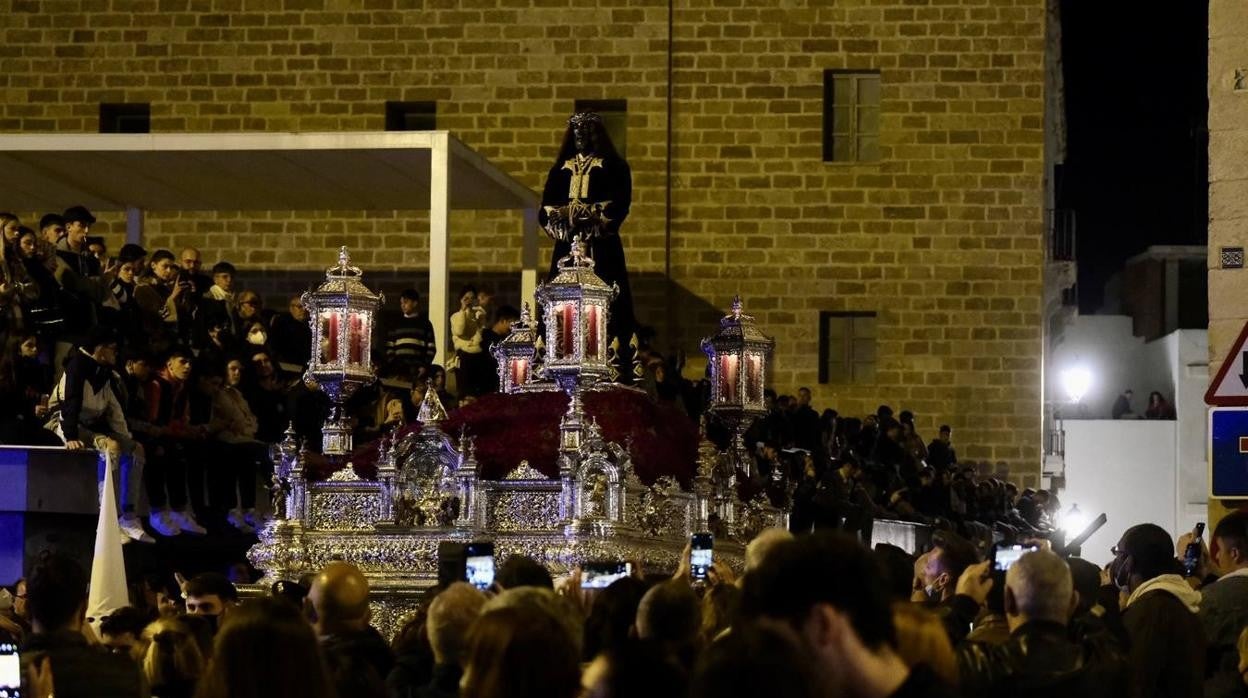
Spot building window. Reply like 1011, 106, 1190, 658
819, 311, 877, 384
385, 101, 437, 131
823, 71, 880, 162
99, 103, 151, 134
573, 99, 627, 157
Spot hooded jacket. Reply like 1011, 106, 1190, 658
1122, 574, 1206, 698
47, 348, 129, 442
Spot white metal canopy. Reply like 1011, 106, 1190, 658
0, 131, 542, 363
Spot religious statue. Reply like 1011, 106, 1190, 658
540, 112, 636, 349
270, 472, 291, 520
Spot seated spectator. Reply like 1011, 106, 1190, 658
193, 596, 335, 698
958, 549, 1127, 697
98, 606, 151, 654
926, 425, 957, 472
461, 604, 581, 698
206, 359, 265, 533
235, 290, 272, 336
269, 294, 311, 367
143, 349, 208, 536
309, 561, 395, 696
56, 205, 101, 279
45, 327, 152, 544
383, 288, 437, 380
138, 616, 205, 698
1145, 391, 1176, 420
19, 552, 146, 698
0, 334, 60, 446
200, 261, 237, 333
135, 250, 194, 356
741, 532, 957, 697
1111, 523, 1206, 698
241, 348, 290, 444
179, 247, 212, 296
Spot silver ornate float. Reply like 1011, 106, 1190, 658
251, 246, 787, 640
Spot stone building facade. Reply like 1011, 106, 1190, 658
1210, 1, 1248, 399
0, 0, 1046, 479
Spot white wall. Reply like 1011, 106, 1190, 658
1063, 420, 1178, 567
1050, 315, 1175, 419
1163, 331, 1211, 535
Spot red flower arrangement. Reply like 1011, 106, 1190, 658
328, 386, 700, 486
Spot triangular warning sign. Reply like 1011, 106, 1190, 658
1206, 321, 1248, 406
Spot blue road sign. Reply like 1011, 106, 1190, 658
1210, 408, 1248, 498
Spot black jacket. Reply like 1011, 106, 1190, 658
21, 629, 148, 698
1123, 583, 1206, 698
958, 620, 1129, 698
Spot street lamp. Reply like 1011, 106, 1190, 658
1061, 366, 1092, 407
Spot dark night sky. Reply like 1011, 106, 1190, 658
1059, 0, 1209, 311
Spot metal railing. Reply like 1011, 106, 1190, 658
1047, 208, 1076, 262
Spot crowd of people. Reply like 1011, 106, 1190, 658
0, 207, 534, 546
7, 511, 1248, 698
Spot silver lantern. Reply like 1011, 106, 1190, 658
301, 247, 384, 455
535, 236, 616, 393
491, 302, 539, 394
701, 296, 774, 474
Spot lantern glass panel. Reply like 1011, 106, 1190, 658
745, 352, 763, 403
509, 357, 530, 388
585, 304, 601, 360
319, 310, 341, 364
717, 353, 740, 404
555, 302, 577, 359
347, 311, 370, 365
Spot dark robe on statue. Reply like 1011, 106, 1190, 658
538, 121, 636, 347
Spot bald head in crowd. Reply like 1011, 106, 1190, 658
1004, 550, 1076, 632
745, 528, 795, 573
310, 561, 371, 636
428, 582, 487, 667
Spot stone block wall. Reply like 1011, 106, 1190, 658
0, 0, 1046, 479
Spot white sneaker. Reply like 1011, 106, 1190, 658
150, 510, 181, 537
118, 514, 155, 544
171, 509, 207, 535
226, 509, 255, 534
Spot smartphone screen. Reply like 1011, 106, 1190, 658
992, 543, 1038, 573
0, 642, 19, 698
691, 532, 713, 582
465, 542, 495, 591
581, 561, 632, 589
1184, 522, 1206, 576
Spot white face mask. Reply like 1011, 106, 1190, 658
247, 330, 267, 346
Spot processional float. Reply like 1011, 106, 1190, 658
249, 243, 786, 638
